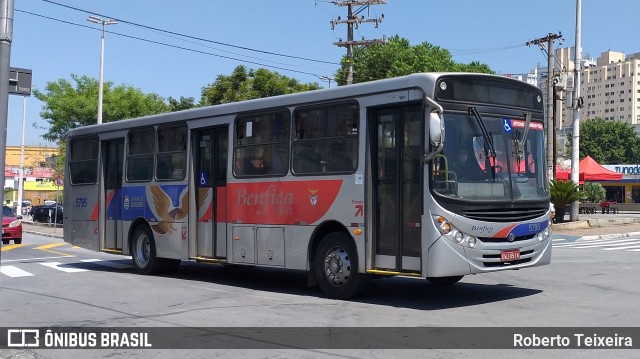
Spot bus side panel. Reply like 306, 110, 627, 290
65, 185, 100, 252
138, 184, 189, 260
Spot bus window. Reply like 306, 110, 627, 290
292, 102, 358, 174
156, 124, 188, 181
126, 127, 154, 182
234, 110, 290, 177
69, 137, 99, 185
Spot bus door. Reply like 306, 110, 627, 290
102, 138, 125, 251
369, 105, 423, 272
194, 126, 229, 258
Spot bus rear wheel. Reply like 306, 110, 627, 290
426, 275, 464, 286
131, 225, 165, 275
314, 232, 367, 300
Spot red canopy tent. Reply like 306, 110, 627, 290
553, 156, 622, 182
555, 165, 570, 181
579, 155, 622, 181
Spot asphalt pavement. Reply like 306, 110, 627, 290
18, 211, 640, 241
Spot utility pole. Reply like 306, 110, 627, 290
87, 15, 117, 124
331, 0, 386, 85
527, 32, 563, 181
0, 0, 15, 239
570, 0, 583, 221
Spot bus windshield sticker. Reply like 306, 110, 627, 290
503, 118, 512, 133
355, 173, 363, 184
246, 122, 253, 137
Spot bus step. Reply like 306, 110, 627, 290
194, 257, 228, 264
100, 248, 123, 254
367, 269, 422, 277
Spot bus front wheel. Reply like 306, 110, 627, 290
131, 225, 165, 275
426, 275, 464, 286
314, 232, 367, 300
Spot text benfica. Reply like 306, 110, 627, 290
514, 333, 633, 347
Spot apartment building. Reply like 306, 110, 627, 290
582, 51, 640, 125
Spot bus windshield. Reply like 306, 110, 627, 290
432, 112, 548, 202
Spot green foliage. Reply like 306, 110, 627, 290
565, 118, 640, 164
168, 96, 197, 112
582, 182, 606, 203
550, 180, 580, 209
200, 66, 322, 106
34, 74, 169, 142
334, 35, 494, 85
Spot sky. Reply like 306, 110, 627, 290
5, 0, 640, 146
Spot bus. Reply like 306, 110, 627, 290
64, 73, 552, 299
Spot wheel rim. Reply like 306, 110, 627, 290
323, 245, 351, 287
134, 232, 151, 267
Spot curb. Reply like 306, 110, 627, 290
581, 231, 640, 241
23, 230, 64, 239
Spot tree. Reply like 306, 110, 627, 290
168, 96, 197, 112
200, 66, 322, 106
550, 179, 579, 222
566, 118, 640, 164
582, 182, 606, 203
34, 74, 169, 142
334, 35, 494, 85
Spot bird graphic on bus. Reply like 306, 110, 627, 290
149, 186, 207, 235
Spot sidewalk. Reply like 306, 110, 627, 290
552, 212, 640, 240
21, 220, 64, 239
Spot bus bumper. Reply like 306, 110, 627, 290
464, 235, 552, 274
426, 234, 552, 277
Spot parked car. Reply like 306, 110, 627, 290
2, 205, 22, 245
32, 206, 63, 224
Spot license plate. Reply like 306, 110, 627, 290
500, 249, 520, 262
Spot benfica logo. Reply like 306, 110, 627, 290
308, 189, 319, 206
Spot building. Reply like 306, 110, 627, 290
528, 48, 640, 162
4, 145, 61, 206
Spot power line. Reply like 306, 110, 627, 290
38, 0, 339, 65
16, 9, 327, 79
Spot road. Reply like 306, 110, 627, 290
1, 231, 639, 358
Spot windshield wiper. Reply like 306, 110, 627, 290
468, 107, 497, 179
514, 112, 532, 174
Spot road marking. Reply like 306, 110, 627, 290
80, 258, 134, 269
0, 244, 25, 251
1, 255, 75, 263
0, 265, 34, 277
554, 238, 640, 248
39, 262, 88, 273
602, 245, 640, 251
34, 242, 71, 256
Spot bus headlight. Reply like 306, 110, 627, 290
454, 231, 464, 243
537, 226, 551, 241
468, 236, 477, 248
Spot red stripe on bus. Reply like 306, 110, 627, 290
227, 180, 342, 225
493, 224, 516, 238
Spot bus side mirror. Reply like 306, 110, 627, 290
423, 97, 445, 163
429, 112, 443, 147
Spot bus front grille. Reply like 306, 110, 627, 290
464, 208, 547, 222
478, 233, 537, 243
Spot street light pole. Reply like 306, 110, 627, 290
16, 94, 26, 216
87, 15, 116, 125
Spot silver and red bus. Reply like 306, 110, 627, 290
64, 73, 552, 299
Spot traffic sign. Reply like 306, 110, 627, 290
54, 178, 63, 186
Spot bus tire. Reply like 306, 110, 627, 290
314, 232, 367, 300
426, 275, 464, 286
2, 239, 9, 245
131, 225, 165, 275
